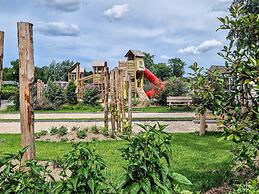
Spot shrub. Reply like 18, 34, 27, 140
7, 87, 20, 111
50, 126, 59, 135
0, 147, 53, 193
35, 130, 48, 139
156, 77, 189, 105
44, 80, 65, 108
50, 126, 68, 136
1, 85, 18, 100
65, 81, 77, 105
83, 84, 100, 106
119, 123, 192, 193
54, 143, 111, 193
231, 178, 259, 194
77, 129, 87, 139
90, 125, 100, 134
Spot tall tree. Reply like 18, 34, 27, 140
152, 63, 171, 81
144, 52, 155, 70
46, 60, 74, 81
168, 58, 186, 77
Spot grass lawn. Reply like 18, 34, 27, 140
0, 132, 233, 192
132, 106, 194, 113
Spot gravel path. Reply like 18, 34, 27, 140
0, 112, 195, 119
0, 120, 218, 134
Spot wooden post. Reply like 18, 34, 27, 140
115, 67, 121, 132
17, 22, 35, 160
0, 31, 4, 108
128, 74, 132, 132
104, 67, 109, 130
199, 111, 206, 136
110, 70, 116, 136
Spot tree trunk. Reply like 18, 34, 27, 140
17, 22, 35, 160
199, 112, 206, 136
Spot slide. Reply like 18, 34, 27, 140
144, 67, 164, 98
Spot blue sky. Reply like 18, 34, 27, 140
0, 0, 232, 72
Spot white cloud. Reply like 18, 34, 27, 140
35, 22, 80, 36
42, 0, 82, 12
103, 4, 128, 19
160, 55, 170, 61
179, 39, 222, 55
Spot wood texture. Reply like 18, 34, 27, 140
0, 31, 4, 108
17, 22, 35, 160
128, 74, 132, 131
110, 70, 116, 136
199, 112, 206, 136
104, 67, 109, 130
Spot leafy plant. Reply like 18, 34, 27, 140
58, 126, 68, 136
44, 80, 66, 108
0, 146, 54, 193
77, 129, 87, 139
91, 125, 100, 134
66, 81, 77, 105
118, 123, 192, 193
54, 143, 112, 193
35, 130, 48, 139
83, 84, 100, 106
231, 177, 259, 194
50, 126, 59, 135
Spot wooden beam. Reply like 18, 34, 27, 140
17, 22, 35, 160
128, 74, 132, 132
110, 70, 116, 136
0, 31, 4, 108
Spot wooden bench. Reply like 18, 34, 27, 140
167, 96, 192, 107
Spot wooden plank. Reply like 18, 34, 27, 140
0, 31, 4, 108
17, 22, 35, 160
115, 67, 121, 132
128, 74, 132, 132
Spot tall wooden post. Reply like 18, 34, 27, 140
104, 67, 109, 130
199, 111, 206, 136
0, 31, 4, 108
115, 67, 121, 132
17, 22, 35, 160
110, 70, 116, 137
128, 75, 132, 132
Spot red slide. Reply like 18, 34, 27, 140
144, 68, 164, 98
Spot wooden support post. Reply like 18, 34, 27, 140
199, 111, 206, 136
115, 67, 121, 132
0, 31, 4, 108
17, 22, 35, 160
110, 70, 116, 136
120, 70, 126, 133
104, 67, 109, 130
128, 74, 132, 132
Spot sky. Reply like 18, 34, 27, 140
0, 0, 232, 73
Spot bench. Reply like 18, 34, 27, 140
167, 96, 192, 107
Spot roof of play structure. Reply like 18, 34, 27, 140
91, 61, 107, 67
125, 50, 145, 57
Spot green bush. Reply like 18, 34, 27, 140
54, 143, 111, 193
90, 125, 100, 134
231, 178, 259, 194
50, 126, 68, 136
77, 129, 87, 139
0, 147, 53, 193
44, 80, 65, 108
83, 84, 100, 106
119, 123, 192, 193
1, 85, 18, 100
156, 77, 189, 105
65, 81, 77, 105
6, 87, 20, 111
35, 130, 48, 139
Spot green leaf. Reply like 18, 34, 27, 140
171, 173, 192, 185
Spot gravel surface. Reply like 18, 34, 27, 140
0, 120, 219, 134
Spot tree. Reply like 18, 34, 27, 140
143, 52, 155, 70
66, 81, 77, 105
46, 60, 74, 81
83, 84, 100, 106
157, 77, 189, 105
3, 60, 19, 82
168, 58, 186, 77
35, 66, 48, 83
44, 80, 65, 108
152, 63, 171, 81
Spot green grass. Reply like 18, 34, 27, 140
0, 132, 233, 192
132, 106, 194, 113
0, 103, 103, 114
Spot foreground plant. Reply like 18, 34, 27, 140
119, 123, 192, 193
54, 143, 113, 193
0, 146, 53, 193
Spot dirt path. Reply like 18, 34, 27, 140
0, 120, 218, 134
0, 112, 195, 119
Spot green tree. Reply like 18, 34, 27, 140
152, 63, 171, 81
83, 85, 100, 106
168, 58, 186, 77
46, 60, 74, 81
35, 66, 48, 83
66, 81, 77, 105
44, 80, 65, 107
143, 52, 155, 70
